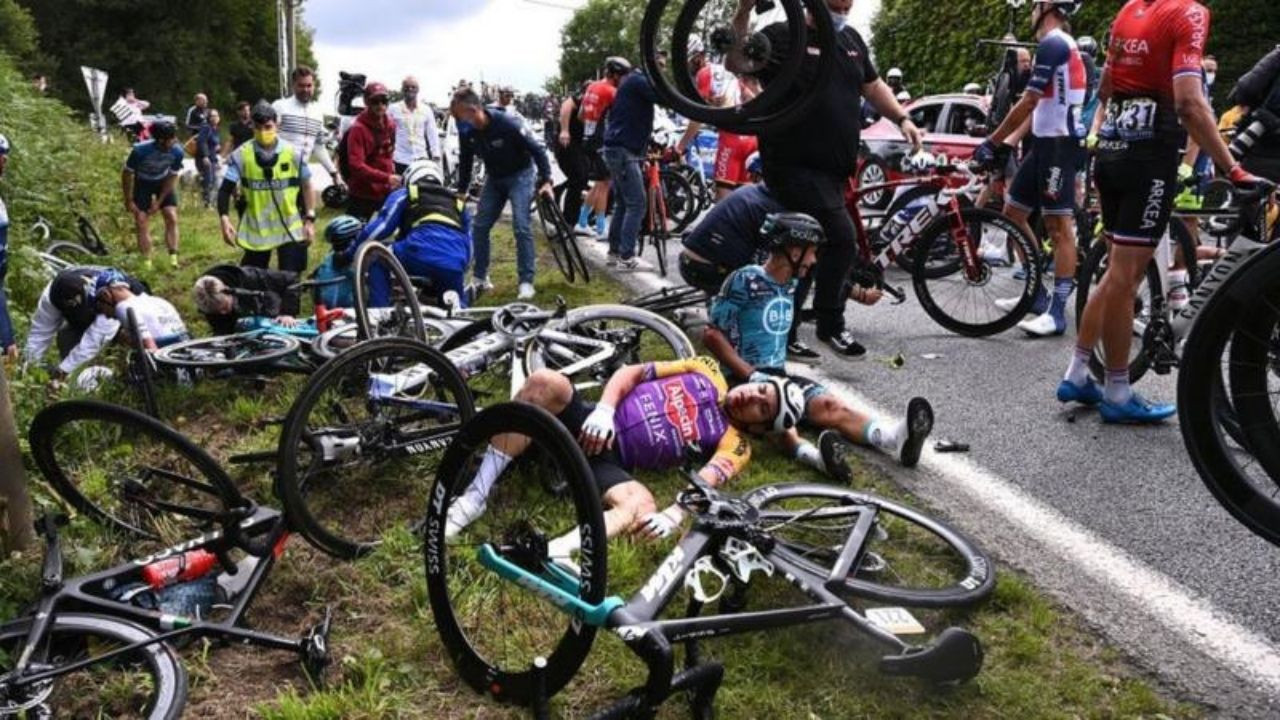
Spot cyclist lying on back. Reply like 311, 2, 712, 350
447, 356, 824, 555
93, 269, 189, 351
24, 267, 147, 379
192, 264, 302, 335
343, 160, 472, 306
702, 212, 933, 478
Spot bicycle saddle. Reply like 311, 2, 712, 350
879, 626, 984, 684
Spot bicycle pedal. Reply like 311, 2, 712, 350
301, 606, 334, 681
718, 537, 773, 584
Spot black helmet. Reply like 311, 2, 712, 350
251, 100, 278, 125
322, 183, 349, 209
1077, 35, 1098, 58
760, 212, 826, 250
150, 120, 176, 141
1033, 0, 1083, 16
604, 57, 632, 76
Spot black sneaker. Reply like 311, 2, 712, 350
819, 430, 855, 485
899, 397, 934, 468
817, 329, 867, 358
787, 340, 820, 360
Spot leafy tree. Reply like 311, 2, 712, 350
16, 0, 316, 120
0, 0, 44, 73
558, 0, 646, 90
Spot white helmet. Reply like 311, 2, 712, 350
963, 82, 982, 95
766, 377, 807, 433
0, 133, 9, 154
403, 159, 444, 186
887, 67, 904, 80
896, 90, 912, 103
904, 151, 937, 174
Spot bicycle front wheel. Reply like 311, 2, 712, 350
746, 483, 995, 607
0, 613, 186, 720
425, 402, 606, 707
277, 337, 474, 559
353, 242, 427, 343
912, 207, 1041, 337
152, 332, 300, 370
28, 400, 244, 550
536, 195, 575, 283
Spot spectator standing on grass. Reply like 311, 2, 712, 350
274, 66, 343, 207
121, 120, 183, 270
184, 93, 208, 135
226, 101, 255, 154
601, 53, 665, 270
390, 75, 442, 174
0, 133, 14, 361
196, 109, 222, 208
345, 81, 400, 220
450, 86, 554, 301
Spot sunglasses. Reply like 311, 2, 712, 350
368, 96, 389, 106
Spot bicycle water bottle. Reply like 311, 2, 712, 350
142, 550, 218, 589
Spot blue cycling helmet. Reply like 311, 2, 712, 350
92, 268, 129, 300
745, 151, 762, 176
324, 215, 362, 248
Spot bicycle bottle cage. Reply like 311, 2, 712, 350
683, 555, 729, 603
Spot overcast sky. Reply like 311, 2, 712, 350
306, 0, 881, 108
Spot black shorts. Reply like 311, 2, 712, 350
133, 180, 177, 210
1095, 144, 1179, 248
1007, 137, 1083, 216
555, 391, 632, 494
554, 144, 588, 184
586, 148, 611, 182
678, 252, 730, 295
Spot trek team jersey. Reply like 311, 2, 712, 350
1101, 0, 1210, 144
124, 140, 184, 183
579, 80, 617, 143
114, 295, 188, 346
612, 356, 751, 483
710, 266, 795, 373
1027, 28, 1087, 138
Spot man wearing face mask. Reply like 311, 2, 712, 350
274, 66, 343, 210
390, 75, 442, 174
217, 102, 315, 273
727, 0, 921, 359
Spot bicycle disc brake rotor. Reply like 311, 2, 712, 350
0, 668, 55, 715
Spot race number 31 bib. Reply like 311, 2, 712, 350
1102, 97, 1159, 143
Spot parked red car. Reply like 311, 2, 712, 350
856, 94, 991, 209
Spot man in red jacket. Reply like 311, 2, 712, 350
346, 82, 400, 219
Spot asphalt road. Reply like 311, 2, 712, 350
571, 224, 1280, 717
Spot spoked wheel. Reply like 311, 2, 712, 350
640, 0, 835, 134
745, 483, 995, 607
45, 240, 97, 264
152, 332, 300, 370
425, 403, 606, 707
661, 167, 698, 234
536, 194, 576, 283
1180, 244, 1280, 547
312, 319, 456, 361
353, 242, 427, 343
28, 400, 244, 550
0, 613, 186, 720
911, 207, 1042, 337
277, 337, 474, 559
523, 305, 694, 397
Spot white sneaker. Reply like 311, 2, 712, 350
993, 296, 1022, 312
618, 257, 641, 271
517, 282, 536, 300
1017, 312, 1066, 337
574, 226, 596, 238
445, 494, 486, 539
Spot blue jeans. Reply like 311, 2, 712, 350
471, 166, 536, 284
603, 146, 645, 259
0, 223, 12, 351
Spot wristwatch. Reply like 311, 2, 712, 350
303, 211, 317, 222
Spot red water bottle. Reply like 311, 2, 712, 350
142, 550, 218, 589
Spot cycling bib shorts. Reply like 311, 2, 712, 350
1006, 136, 1084, 216
133, 179, 178, 211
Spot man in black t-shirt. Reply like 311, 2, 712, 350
727, 0, 920, 358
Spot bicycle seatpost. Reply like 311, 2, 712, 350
35, 514, 68, 592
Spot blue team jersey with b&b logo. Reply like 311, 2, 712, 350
710, 265, 795, 372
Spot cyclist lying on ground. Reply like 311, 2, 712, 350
94, 269, 189, 350
342, 160, 472, 306
193, 264, 302, 335
447, 356, 829, 555
24, 267, 147, 379
702, 212, 932, 478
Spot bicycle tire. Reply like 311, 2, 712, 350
661, 168, 697, 234
911, 207, 1042, 337
45, 240, 96, 263
1226, 284, 1280, 485
353, 242, 427, 343
745, 483, 995, 607
0, 613, 186, 719
28, 400, 243, 545
152, 332, 301, 370
77, 215, 109, 255
536, 195, 575, 283
277, 337, 474, 559
126, 308, 162, 420
522, 305, 695, 386
425, 402, 606, 706
1179, 244, 1280, 547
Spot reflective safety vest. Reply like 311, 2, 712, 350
399, 181, 464, 237
237, 142, 303, 251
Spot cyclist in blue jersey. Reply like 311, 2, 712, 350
345, 160, 472, 307
703, 212, 932, 480
978, 0, 1088, 338
122, 120, 184, 271
0, 133, 14, 360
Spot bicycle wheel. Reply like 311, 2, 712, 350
661, 168, 697, 234
28, 400, 243, 549
911, 207, 1042, 337
277, 337, 474, 559
536, 195, 575, 283
745, 483, 995, 607
353, 242, 427, 343
1226, 273, 1280, 488
0, 613, 186, 719
126, 308, 162, 420
1073, 241, 1162, 383
45, 240, 96, 263
77, 215, 109, 255
425, 402, 606, 706
152, 332, 300, 370
523, 305, 694, 397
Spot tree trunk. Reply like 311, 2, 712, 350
0, 364, 34, 552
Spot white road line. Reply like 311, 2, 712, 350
582, 240, 1280, 694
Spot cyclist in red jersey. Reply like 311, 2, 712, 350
1058, 0, 1263, 424
689, 41, 760, 200
578, 58, 631, 237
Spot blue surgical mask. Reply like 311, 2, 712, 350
829, 10, 848, 31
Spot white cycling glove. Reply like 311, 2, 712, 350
580, 403, 616, 446
642, 510, 681, 539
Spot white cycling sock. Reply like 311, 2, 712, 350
1064, 345, 1092, 387
794, 441, 824, 472
461, 446, 512, 507
1104, 369, 1132, 405
864, 419, 904, 454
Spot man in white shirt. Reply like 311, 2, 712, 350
273, 66, 343, 206
389, 75, 442, 175
104, 286, 189, 350
24, 268, 140, 378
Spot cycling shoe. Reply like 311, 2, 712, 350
1056, 379, 1104, 406
1099, 393, 1176, 424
